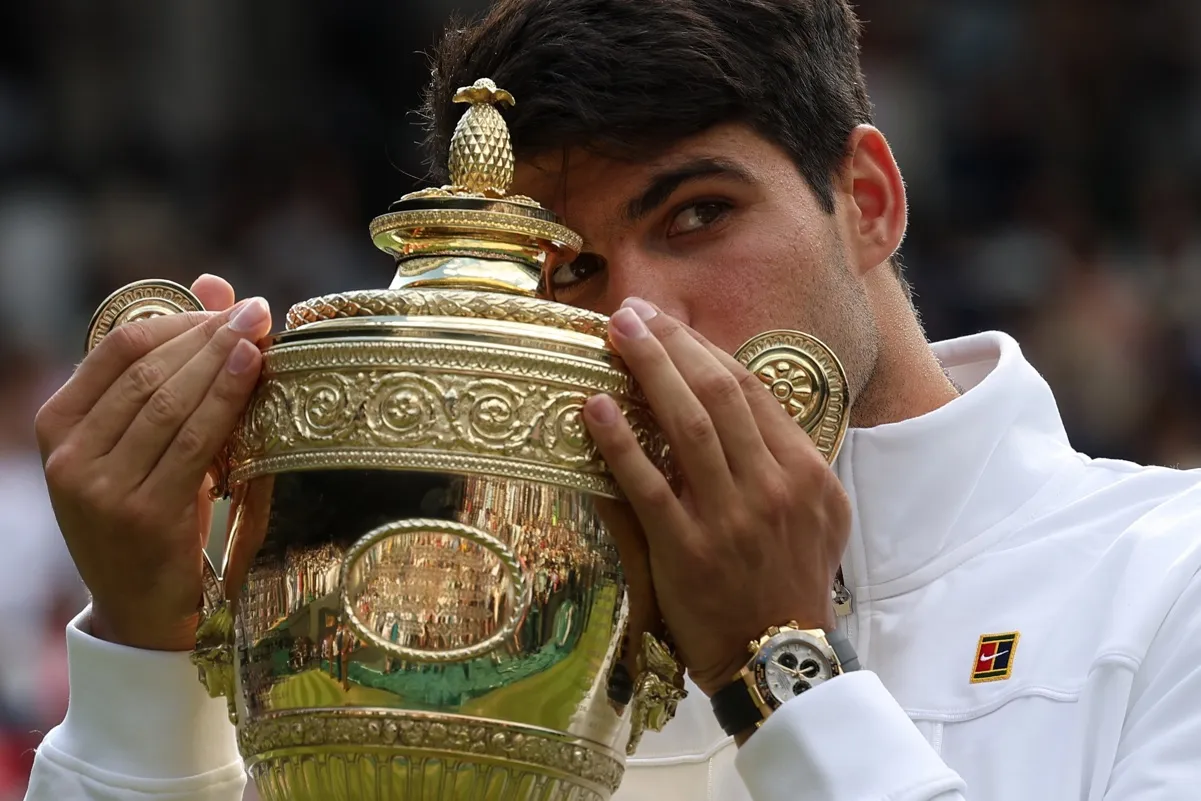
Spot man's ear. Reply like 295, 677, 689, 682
837, 125, 908, 277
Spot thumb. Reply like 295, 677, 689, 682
191, 273, 237, 312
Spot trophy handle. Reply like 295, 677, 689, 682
732, 330, 850, 465
190, 551, 237, 724
85, 279, 236, 499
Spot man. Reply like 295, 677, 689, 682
24, 1, 1201, 799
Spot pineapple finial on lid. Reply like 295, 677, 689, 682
447, 78, 517, 195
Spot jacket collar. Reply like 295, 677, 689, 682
836, 331, 1080, 595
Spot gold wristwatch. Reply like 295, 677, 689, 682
711, 623, 860, 736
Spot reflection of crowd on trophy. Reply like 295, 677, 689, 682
240, 567, 285, 646
459, 477, 603, 652
355, 532, 506, 652
239, 544, 342, 645
284, 544, 341, 611
318, 620, 361, 691
242, 641, 278, 710
288, 636, 315, 671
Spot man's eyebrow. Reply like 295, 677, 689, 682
621, 157, 755, 223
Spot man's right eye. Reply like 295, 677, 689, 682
550, 252, 607, 290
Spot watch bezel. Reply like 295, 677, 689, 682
747, 628, 837, 714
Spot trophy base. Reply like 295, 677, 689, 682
241, 709, 624, 801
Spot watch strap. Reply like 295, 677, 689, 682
828, 627, 860, 672
711, 674, 764, 736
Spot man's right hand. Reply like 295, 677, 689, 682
35, 274, 273, 652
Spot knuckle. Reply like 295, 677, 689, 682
757, 473, 792, 513
696, 369, 742, 408
42, 446, 80, 492
684, 543, 723, 584
201, 309, 232, 339
143, 385, 184, 426
638, 477, 676, 508
112, 495, 157, 534
598, 427, 634, 460
653, 314, 684, 341
737, 367, 769, 397
818, 467, 851, 519
719, 506, 753, 539
171, 424, 211, 463
124, 359, 166, 402
104, 321, 155, 362
677, 409, 715, 444
33, 402, 62, 453
210, 368, 255, 406
80, 472, 119, 515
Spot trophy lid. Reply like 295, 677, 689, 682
367, 78, 582, 298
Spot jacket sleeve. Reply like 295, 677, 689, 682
24, 608, 246, 801
734, 671, 967, 801
1103, 572, 1201, 800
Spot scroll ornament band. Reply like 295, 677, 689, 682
228, 339, 668, 499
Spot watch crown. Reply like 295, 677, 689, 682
747, 640, 760, 655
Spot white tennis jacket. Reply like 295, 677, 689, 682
24, 332, 1201, 800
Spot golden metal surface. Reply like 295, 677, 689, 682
84, 278, 204, 354
241, 710, 620, 801
339, 519, 533, 663
284, 288, 608, 338
733, 329, 850, 464
225, 320, 668, 499
370, 207, 584, 256
220, 471, 632, 796
368, 79, 581, 297
448, 78, 517, 195
625, 633, 688, 756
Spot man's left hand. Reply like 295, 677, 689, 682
583, 297, 851, 697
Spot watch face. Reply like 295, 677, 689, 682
753, 633, 834, 708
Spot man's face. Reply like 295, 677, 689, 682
512, 123, 880, 393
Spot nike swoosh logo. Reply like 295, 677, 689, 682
979, 648, 1009, 665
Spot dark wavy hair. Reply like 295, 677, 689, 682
421, 0, 875, 215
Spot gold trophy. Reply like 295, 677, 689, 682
84, 79, 850, 801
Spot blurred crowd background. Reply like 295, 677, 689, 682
1, 1, 1199, 797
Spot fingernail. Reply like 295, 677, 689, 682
586, 394, 621, 424
610, 307, 648, 340
621, 297, 658, 321
225, 340, 258, 374
230, 297, 268, 333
